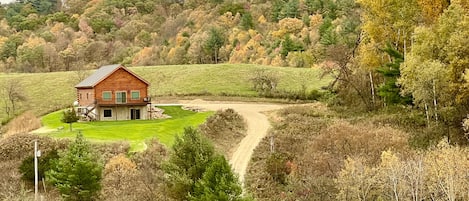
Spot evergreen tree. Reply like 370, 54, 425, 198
164, 127, 215, 200
377, 44, 412, 105
279, 0, 300, 19
19, 149, 59, 182
281, 34, 304, 58
204, 28, 225, 64
61, 106, 79, 131
47, 132, 102, 201
190, 155, 245, 201
240, 12, 254, 30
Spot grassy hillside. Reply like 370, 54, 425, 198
0, 64, 329, 122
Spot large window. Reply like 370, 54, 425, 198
103, 109, 112, 117
102, 91, 111, 101
131, 90, 140, 100
116, 91, 126, 104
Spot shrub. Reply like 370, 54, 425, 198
130, 139, 168, 200
19, 149, 59, 183
0, 133, 68, 162
249, 69, 279, 95
265, 152, 290, 184
200, 108, 246, 155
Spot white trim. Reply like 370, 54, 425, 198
131, 90, 140, 100
115, 91, 127, 104
102, 91, 112, 101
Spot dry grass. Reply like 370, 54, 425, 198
3, 111, 41, 138
199, 108, 247, 158
245, 103, 411, 201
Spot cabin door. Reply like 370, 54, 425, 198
130, 109, 141, 120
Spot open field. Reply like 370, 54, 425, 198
39, 106, 213, 151
0, 64, 329, 122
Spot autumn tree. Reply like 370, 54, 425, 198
399, 4, 469, 134
100, 154, 139, 201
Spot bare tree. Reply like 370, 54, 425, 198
1, 79, 27, 119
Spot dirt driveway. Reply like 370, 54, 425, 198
180, 99, 288, 183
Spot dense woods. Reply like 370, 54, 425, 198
0, 0, 360, 72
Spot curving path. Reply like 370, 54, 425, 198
180, 99, 287, 183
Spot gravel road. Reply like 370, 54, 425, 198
180, 99, 287, 183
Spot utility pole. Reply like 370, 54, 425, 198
34, 140, 41, 201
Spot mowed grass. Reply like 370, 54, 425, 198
40, 106, 213, 151
0, 64, 329, 121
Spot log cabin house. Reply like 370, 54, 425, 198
75, 64, 151, 121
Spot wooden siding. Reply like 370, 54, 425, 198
77, 88, 95, 106
94, 68, 148, 105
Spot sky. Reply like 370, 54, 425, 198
0, 0, 15, 4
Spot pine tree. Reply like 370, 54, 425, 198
204, 28, 225, 64
190, 155, 245, 201
61, 106, 79, 131
377, 44, 412, 105
47, 132, 102, 201
164, 127, 215, 200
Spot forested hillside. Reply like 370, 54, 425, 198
0, 0, 360, 72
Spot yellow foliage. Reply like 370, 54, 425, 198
273, 18, 304, 38
23, 36, 46, 48
357, 40, 382, 70
258, 15, 267, 24
175, 34, 187, 46
452, 0, 469, 10
417, 0, 449, 24
248, 29, 258, 38
271, 54, 286, 67
50, 23, 65, 36
0, 36, 8, 47
236, 30, 250, 44
218, 12, 237, 28
104, 154, 137, 175
132, 47, 153, 65
279, 18, 304, 33
309, 14, 323, 28
72, 35, 88, 48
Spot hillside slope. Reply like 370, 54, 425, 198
0, 64, 329, 122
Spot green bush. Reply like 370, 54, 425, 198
19, 150, 59, 182
265, 152, 290, 184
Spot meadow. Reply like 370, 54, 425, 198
40, 106, 213, 151
0, 64, 329, 122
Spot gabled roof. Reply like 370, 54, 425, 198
75, 64, 149, 88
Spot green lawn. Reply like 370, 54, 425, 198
0, 64, 330, 121
40, 106, 213, 152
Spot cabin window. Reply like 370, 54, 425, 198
103, 109, 112, 117
116, 91, 127, 104
102, 91, 111, 101
131, 90, 140, 100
